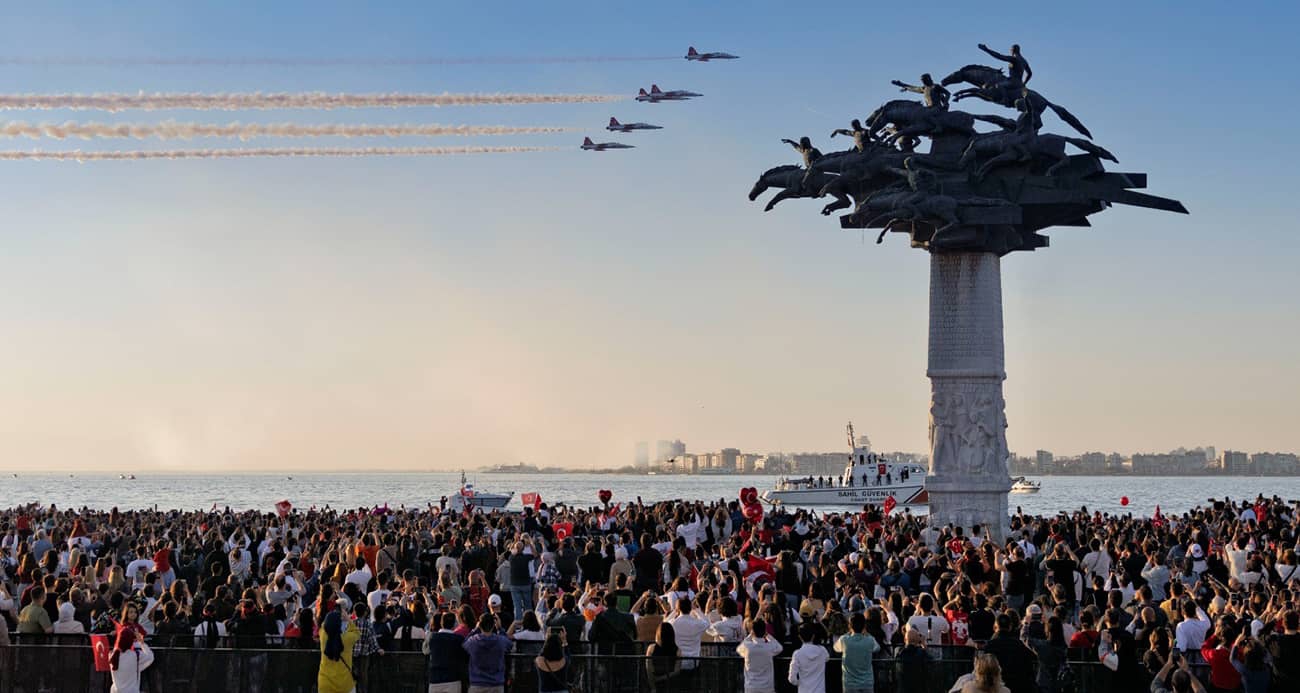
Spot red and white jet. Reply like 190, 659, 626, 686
635, 84, 703, 103
581, 136, 635, 151
607, 117, 663, 132
685, 46, 740, 62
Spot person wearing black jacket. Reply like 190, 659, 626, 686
981, 613, 1037, 693
588, 592, 637, 653
1267, 611, 1300, 691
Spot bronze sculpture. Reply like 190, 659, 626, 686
748, 43, 1186, 255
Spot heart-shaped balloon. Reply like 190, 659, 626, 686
739, 487, 758, 506
598, 489, 613, 505
743, 502, 764, 524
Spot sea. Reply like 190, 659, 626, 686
4, 472, 1297, 518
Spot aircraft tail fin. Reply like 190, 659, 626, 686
609, 117, 619, 126
638, 88, 648, 96
651, 84, 662, 93
687, 47, 698, 56
583, 137, 593, 146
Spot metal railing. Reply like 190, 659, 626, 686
3, 639, 1168, 693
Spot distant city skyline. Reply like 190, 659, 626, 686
1, 2, 1298, 472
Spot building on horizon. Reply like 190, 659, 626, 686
655, 439, 686, 464
634, 442, 649, 469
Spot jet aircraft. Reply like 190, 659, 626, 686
581, 136, 635, 151
635, 84, 703, 103
685, 46, 740, 61
607, 117, 663, 132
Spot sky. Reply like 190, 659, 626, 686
0, 1, 1297, 472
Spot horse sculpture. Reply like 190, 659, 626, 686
961, 131, 1118, 179
748, 164, 846, 212
940, 64, 1093, 139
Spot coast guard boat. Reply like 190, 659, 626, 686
448, 471, 513, 512
762, 423, 928, 507
1010, 476, 1041, 493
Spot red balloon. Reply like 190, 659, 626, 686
598, 489, 613, 505
1120, 496, 1130, 507
743, 502, 764, 523
739, 487, 758, 506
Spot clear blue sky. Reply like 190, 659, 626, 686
1, 1, 1296, 471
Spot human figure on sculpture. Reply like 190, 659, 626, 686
830, 119, 873, 153
781, 136, 825, 189
977, 43, 1032, 86
891, 73, 950, 111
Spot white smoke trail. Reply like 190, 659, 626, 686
0, 121, 574, 140
0, 56, 678, 67
0, 92, 625, 112
0, 146, 563, 161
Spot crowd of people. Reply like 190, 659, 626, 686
5, 493, 1300, 693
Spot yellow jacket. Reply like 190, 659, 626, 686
318, 621, 361, 693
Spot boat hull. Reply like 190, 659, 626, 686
449, 493, 513, 511
762, 484, 927, 507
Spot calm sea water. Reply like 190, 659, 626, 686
3, 473, 1295, 517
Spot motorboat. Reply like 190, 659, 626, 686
1010, 476, 1041, 493
447, 471, 513, 512
762, 423, 927, 507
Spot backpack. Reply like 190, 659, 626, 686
1056, 660, 1078, 693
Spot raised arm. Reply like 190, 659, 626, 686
891, 80, 924, 94
830, 129, 854, 138
978, 43, 1012, 63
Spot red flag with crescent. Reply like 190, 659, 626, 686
554, 522, 574, 541
883, 496, 897, 515
275, 500, 292, 518
91, 634, 112, 672
521, 493, 541, 511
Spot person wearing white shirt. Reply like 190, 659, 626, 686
193, 608, 229, 649
787, 623, 830, 693
124, 548, 154, 589
705, 597, 745, 642
345, 557, 373, 593
1080, 540, 1111, 581
664, 597, 710, 670
1174, 602, 1211, 651
736, 620, 784, 693
109, 634, 154, 693
903, 594, 950, 646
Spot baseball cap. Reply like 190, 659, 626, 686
1190, 544, 1204, 558
488, 594, 502, 607
1027, 604, 1043, 617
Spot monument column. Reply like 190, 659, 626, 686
926, 251, 1011, 543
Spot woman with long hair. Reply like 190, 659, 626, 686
951, 653, 1010, 693
508, 610, 545, 641
645, 621, 681, 692
535, 631, 571, 693
317, 610, 359, 693
108, 628, 154, 693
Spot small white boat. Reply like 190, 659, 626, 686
762, 423, 927, 507
448, 471, 513, 512
1010, 476, 1041, 493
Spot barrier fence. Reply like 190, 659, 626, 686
3, 639, 1183, 693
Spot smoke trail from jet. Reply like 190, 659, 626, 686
0, 121, 574, 140
0, 146, 562, 161
0, 92, 626, 112
0, 56, 679, 67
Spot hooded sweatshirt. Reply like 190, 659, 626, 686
53, 601, 86, 634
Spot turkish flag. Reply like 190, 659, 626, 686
91, 634, 112, 672
1255, 503, 1268, 523
554, 522, 574, 541
877, 463, 887, 476
1152, 505, 1164, 527
521, 493, 541, 510
745, 555, 775, 579
275, 500, 292, 518
883, 496, 897, 515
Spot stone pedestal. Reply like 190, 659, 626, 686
926, 252, 1012, 542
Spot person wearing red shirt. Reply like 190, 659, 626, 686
152, 541, 175, 589
1200, 627, 1242, 693
1068, 609, 1101, 651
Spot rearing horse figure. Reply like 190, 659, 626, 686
940, 64, 1093, 140
748, 164, 846, 212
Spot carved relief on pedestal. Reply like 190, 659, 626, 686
928, 379, 1008, 479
